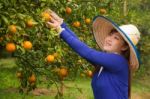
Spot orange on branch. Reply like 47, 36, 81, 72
59, 68, 68, 77
23, 41, 32, 50
41, 12, 51, 21
26, 19, 34, 27
73, 21, 81, 28
85, 18, 91, 24
46, 55, 55, 63
86, 70, 93, 78
66, 7, 72, 14
28, 74, 36, 83
8, 25, 17, 33
6, 43, 16, 52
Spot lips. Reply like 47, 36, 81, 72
104, 42, 111, 46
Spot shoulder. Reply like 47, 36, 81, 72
108, 53, 129, 71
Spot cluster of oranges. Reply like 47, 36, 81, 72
14, 6, 105, 82
65, 7, 107, 28
6, 40, 33, 53
16, 71, 36, 84
5, 9, 53, 53
65, 7, 92, 28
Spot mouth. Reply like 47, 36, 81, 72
105, 42, 111, 46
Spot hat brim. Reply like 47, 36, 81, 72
92, 15, 140, 70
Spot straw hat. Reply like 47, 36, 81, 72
92, 16, 141, 70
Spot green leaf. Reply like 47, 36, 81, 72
1, 15, 9, 25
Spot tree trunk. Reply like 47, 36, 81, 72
123, 0, 128, 16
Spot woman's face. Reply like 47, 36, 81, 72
103, 31, 128, 54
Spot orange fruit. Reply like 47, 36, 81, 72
16, 72, 23, 78
86, 70, 93, 78
26, 19, 34, 27
41, 12, 51, 21
28, 74, 36, 83
73, 21, 81, 28
46, 55, 55, 63
23, 41, 32, 50
99, 8, 107, 14
59, 68, 68, 77
8, 25, 17, 33
66, 7, 72, 14
85, 18, 91, 24
6, 43, 16, 52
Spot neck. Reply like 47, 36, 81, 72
103, 50, 121, 55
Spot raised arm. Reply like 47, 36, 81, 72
60, 29, 128, 72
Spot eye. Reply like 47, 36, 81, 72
114, 36, 120, 40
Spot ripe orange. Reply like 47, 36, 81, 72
66, 7, 72, 14
59, 68, 68, 77
8, 25, 17, 33
26, 19, 34, 27
41, 12, 51, 21
6, 43, 16, 52
85, 18, 91, 24
46, 55, 55, 63
86, 70, 93, 78
99, 8, 107, 14
73, 21, 81, 28
23, 41, 32, 50
28, 74, 36, 83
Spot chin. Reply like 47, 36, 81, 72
103, 47, 111, 52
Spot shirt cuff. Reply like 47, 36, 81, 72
56, 26, 65, 35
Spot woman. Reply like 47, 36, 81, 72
47, 11, 141, 99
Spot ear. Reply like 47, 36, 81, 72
121, 45, 129, 51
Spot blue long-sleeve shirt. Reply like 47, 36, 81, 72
60, 23, 129, 99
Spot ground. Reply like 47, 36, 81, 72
0, 58, 150, 99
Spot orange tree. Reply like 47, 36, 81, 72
0, 0, 146, 97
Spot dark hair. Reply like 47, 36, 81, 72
121, 40, 131, 99
110, 29, 118, 34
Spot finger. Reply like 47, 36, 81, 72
50, 11, 61, 20
51, 13, 59, 20
50, 17, 57, 23
47, 22, 56, 28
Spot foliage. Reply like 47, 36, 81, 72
0, 0, 150, 97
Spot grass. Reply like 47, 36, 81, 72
0, 58, 150, 99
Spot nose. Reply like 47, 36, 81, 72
106, 36, 112, 43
